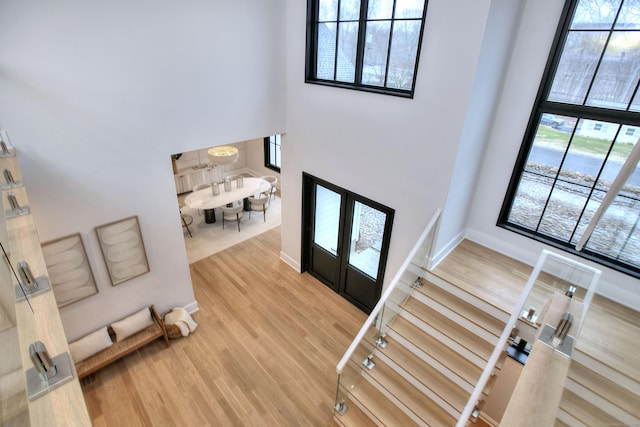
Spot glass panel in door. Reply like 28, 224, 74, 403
313, 185, 342, 255
347, 201, 387, 279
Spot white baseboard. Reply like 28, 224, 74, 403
430, 231, 465, 270
464, 229, 538, 267
184, 300, 199, 314
280, 251, 300, 272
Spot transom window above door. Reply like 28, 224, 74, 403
305, 0, 429, 98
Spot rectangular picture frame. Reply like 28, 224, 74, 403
41, 233, 98, 308
95, 215, 149, 286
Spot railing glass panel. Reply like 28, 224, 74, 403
334, 209, 441, 414
0, 153, 30, 426
0, 145, 90, 425
458, 250, 601, 427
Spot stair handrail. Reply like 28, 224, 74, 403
455, 249, 558, 426
336, 208, 442, 375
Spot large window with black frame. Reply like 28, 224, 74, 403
305, 0, 428, 98
264, 134, 281, 173
499, 0, 640, 277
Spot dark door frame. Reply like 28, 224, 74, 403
301, 172, 395, 313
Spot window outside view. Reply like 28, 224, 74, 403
313, 0, 426, 93
349, 202, 387, 279
503, 0, 640, 275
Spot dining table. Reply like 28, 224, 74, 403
184, 177, 271, 223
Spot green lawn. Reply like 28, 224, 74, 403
536, 126, 634, 159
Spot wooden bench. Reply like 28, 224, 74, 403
74, 305, 169, 379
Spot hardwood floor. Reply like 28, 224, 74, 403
82, 226, 367, 426
432, 239, 531, 314
80, 234, 639, 426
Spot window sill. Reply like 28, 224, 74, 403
497, 222, 640, 280
305, 79, 415, 99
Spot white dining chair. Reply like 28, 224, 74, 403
248, 192, 270, 222
180, 209, 193, 238
220, 200, 243, 232
260, 175, 278, 200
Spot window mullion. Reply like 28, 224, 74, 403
581, 31, 615, 107
533, 139, 577, 233
354, 0, 370, 86
569, 125, 621, 243
382, 0, 398, 88
581, 6, 624, 107
333, 0, 343, 81
616, 206, 640, 259
626, 73, 640, 112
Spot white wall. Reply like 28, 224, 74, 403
0, 0, 286, 340
282, 0, 498, 284
467, 0, 640, 309
435, 0, 525, 261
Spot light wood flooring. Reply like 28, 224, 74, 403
82, 226, 367, 426
81, 233, 639, 426
434, 240, 640, 384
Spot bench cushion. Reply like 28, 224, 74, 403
72, 305, 169, 379
69, 326, 113, 363
111, 307, 155, 342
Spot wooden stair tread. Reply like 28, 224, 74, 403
365, 359, 457, 427
389, 316, 482, 386
430, 240, 530, 314
559, 388, 622, 426
333, 398, 376, 427
378, 337, 469, 412
555, 407, 592, 427
568, 359, 640, 419
402, 298, 494, 361
574, 297, 640, 383
349, 376, 419, 427
417, 281, 505, 337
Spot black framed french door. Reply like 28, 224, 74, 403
301, 173, 394, 313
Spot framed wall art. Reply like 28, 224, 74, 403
95, 215, 149, 286
41, 233, 98, 308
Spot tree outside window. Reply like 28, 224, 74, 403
499, 0, 640, 278
306, 0, 428, 97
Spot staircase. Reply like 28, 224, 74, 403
333, 270, 511, 426
555, 349, 640, 426
554, 297, 640, 427
333, 214, 633, 426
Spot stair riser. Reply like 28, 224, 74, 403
572, 350, 639, 396
564, 378, 639, 426
399, 310, 488, 369
386, 329, 475, 394
422, 271, 510, 323
361, 373, 429, 427
411, 291, 500, 346
556, 408, 588, 427
374, 350, 464, 420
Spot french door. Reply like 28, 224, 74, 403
302, 173, 394, 313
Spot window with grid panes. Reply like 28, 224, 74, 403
305, 0, 428, 98
499, 0, 640, 278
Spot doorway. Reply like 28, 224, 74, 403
301, 173, 394, 313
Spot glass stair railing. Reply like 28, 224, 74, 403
334, 208, 441, 423
334, 205, 602, 426
0, 135, 91, 426
490, 250, 601, 427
